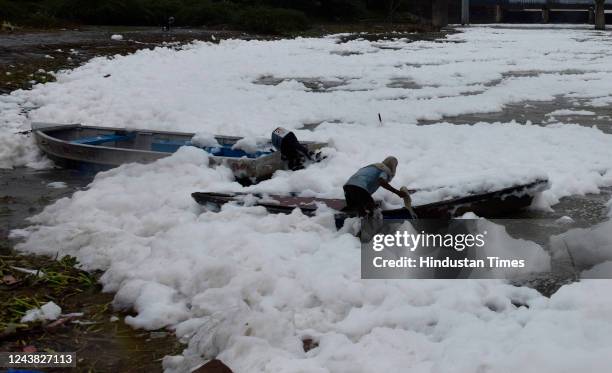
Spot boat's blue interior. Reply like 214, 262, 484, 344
151, 139, 272, 159
71, 133, 135, 145
71, 134, 273, 159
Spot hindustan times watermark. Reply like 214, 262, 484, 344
361, 219, 571, 279
372, 254, 525, 270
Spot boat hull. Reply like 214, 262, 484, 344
32, 123, 325, 180
191, 179, 549, 221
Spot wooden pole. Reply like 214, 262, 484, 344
542, 6, 550, 23
495, 4, 503, 23
595, 0, 606, 30
432, 0, 449, 28
461, 0, 470, 25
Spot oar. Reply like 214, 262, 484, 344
400, 186, 418, 217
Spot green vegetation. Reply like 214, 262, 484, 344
237, 7, 309, 34
0, 0, 428, 34
0, 254, 98, 333
0, 249, 184, 371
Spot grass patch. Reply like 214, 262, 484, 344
0, 252, 98, 335
1, 295, 42, 326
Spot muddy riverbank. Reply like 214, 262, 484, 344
0, 27, 266, 94
0, 24, 446, 94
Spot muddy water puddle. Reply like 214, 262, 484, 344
418, 95, 612, 133
0, 168, 92, 233
253, 75, 350, 92
336, 29, 460, 44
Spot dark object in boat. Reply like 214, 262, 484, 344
191, 179, 549, 223
31, 123, 326, 180
271, 127, 313, 170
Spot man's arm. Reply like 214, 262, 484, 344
379, 179, 408, 198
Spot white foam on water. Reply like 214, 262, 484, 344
4, 25, 612, 372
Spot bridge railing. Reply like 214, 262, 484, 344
471, 0, 608, 6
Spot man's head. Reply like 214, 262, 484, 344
382, 156, 398, 177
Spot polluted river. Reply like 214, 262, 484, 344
2, 24, 612, 372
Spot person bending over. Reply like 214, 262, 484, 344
343, 156, 407, 216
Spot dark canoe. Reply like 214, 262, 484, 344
191, 179, 549, 221
31, 123, 326, 179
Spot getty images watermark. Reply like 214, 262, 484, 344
371, 229, 526, 267
361, 219, 573, 279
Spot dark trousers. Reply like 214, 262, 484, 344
343, 185, 376, 216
